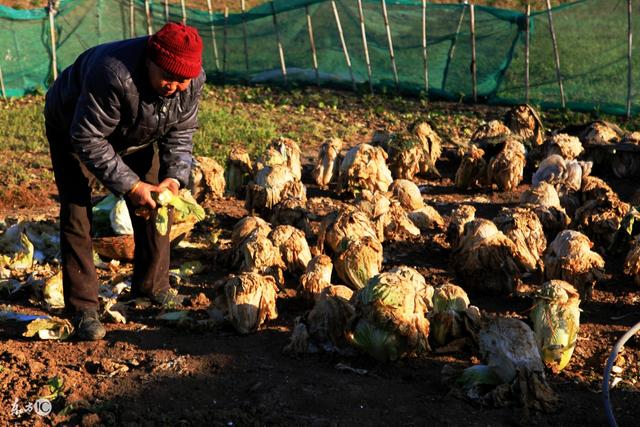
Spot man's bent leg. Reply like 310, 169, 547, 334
59, 202, 101, 312
47, 124, 100, 313
124, 145, 174, 298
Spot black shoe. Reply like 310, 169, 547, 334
72, 310, 106, 341
150, 289, 186, 309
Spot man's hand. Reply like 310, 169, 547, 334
158, 177, 180, 196
126, 181, 161, 208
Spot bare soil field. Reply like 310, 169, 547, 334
1, 84, 640, 427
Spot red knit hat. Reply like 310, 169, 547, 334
147, 22, 203, 79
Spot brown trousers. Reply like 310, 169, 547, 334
46, 123, 173, 313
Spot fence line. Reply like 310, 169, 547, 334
0, 0, 635, 116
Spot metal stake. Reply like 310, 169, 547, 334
180, 0, 186, 24
164, 0, 169, 22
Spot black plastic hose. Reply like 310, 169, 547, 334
603, 320, 640, 427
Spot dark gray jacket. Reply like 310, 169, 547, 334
45, 36, 205, 196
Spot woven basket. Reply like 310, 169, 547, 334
92, 221, 196, 261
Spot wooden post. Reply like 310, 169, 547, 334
144, 0, 153, 35
48, 0, 58, 81
627, 0, 633, 118
129, 0, 135, 37
357, 0, 373, 94
422, 0, 429, 94
469, 2, 477, 102
164, 0, 169, 22
0, 65, 6, 99
442, 1, 467, 89
381, 0, 399, 92
331, 0, 356, 91
180, 0, 186, 24
525, 2, 531, 103
545, 0, 565, 108
206, 0, 221, 72
223, 4, 229, 79
241, 0, 249, 71
271, 1, 288, 86
305, 5, 320, 86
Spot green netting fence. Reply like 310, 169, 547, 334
0, 0, 637, 115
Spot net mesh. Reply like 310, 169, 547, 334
0, 0, 637, 115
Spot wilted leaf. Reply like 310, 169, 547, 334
23, 317, 73, 340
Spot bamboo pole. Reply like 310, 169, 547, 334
97, 0, 103, 43
271, 1, 288, 86
144, 0, 153, 35
206, 0, 221, 72
545, 0, 565, 108
164, 0, 169, 22
442, 1, 467, 89
223, 4, 229, 79
305, 5, 320, 86
0, 65, 6, 99
381, 0, 399, 92
525, 2, 531, 103
180, 0, 186, 24
129, 0, 135, 37
627, 0, 633, 119
331, 0, 356, 91
470, 3, 477, 102
241, 0, 249, 71
422, 0, 429, 94
357, 0, 373, 94
48, 0, 58, 81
